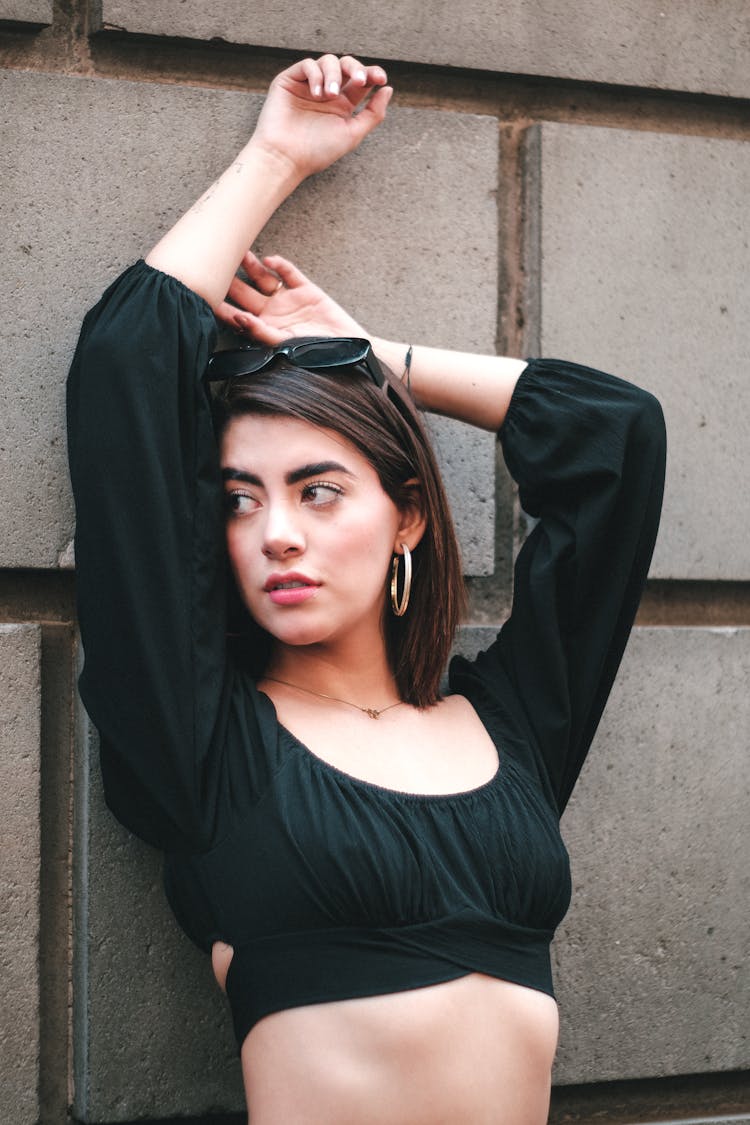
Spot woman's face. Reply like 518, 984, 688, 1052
220, 413, 411, 652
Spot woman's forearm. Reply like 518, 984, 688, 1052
146, 141, 301, 310
145, 55, 391, 311
371, 337, 527, 432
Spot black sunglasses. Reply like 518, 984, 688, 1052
206, 336, 387, 388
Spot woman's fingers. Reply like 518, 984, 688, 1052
220, 252, 284, 316
233, 311, 287, 345
241, 250, 282, 295
215, 298, 287, 344
298, 56, 325, 98
337, 54, 368, 105
215, 298, 248, 328
262, 254, 310, 290
287, 54, 388, 105
349, 84, 393, 137
297, 54, 343, 98
225, 275, 265, 313
339, 58, 388, 108
316, 53, 344, 97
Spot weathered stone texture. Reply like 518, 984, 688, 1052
98, 1, 750, 99
1, 71, 497, 573
526, 124, 750, 580
554, 627, 750, 1083
73, 714, 245, 1121
0, 624, 42, 1125
0, 0, 51, 24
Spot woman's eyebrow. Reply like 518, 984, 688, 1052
221, 461, 354, 487
286, 461, 353, 484
222, 468, 262, 486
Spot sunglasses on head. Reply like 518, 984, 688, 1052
206, 336, 387, 389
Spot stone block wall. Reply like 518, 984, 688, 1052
1, 4, 748, 1123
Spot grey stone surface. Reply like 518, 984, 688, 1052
525, 123, 750, 580
73, 710, 245, 1121
0, 0, 52, 24
0, 624, 42, 1125
98, 0, 750, 100
553, 627, 750, 1083
1, 70, 497, 574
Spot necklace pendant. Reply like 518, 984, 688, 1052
364, 708, 381, 719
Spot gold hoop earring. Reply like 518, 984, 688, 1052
390, 544, 412, 617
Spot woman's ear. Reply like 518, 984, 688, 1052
394, 478, 427, 553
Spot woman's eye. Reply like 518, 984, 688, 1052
224, 491, 257, 516
302, 482, 343, 507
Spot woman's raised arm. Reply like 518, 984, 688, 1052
68, 58, 391, 852
146, 54, 392, 309
219, 253, 526, 429
370, 338, 527, 430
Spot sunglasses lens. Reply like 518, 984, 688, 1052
207, 346, 274, 381
290, 339, 369, 368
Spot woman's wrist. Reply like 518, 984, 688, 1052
241, 135, 306, 198
146, 142, 304, 308
370, 337, 408, 373
370, 338, 526, 430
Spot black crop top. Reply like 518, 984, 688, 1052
67, 260, 666, 1049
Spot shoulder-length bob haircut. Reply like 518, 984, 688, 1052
213, 356, 466, 708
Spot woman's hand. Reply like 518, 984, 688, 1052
216, 251, 367, 343
216, 252, 527, 432
249, 54, 392, 183
146, 54, 391, 309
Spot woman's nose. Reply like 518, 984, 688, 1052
261, 502, 305, 558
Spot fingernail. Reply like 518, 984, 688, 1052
328, 81, 339, 95
313, 84, 322, 97
355, 70, 366, 83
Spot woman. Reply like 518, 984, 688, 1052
67, 54, 666, 1125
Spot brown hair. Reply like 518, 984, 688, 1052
214, 359, 466, 708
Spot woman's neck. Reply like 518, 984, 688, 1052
265, 634, 400, 708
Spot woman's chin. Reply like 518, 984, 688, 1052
260, 620, 335, 650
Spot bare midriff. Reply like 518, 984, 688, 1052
239, 972, 559, 1125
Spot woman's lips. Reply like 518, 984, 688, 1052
268, 585, 319, 606
265, 576, 320, 606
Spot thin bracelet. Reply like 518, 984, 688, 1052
401, 345, 413, 395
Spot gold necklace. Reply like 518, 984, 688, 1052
263, 676, 405, 720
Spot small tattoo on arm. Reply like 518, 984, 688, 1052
192, 178, 219, 213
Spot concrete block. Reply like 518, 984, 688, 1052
0, 624, 42, 1125
98, 1, 750, 100
426, 416, 496, 577
1, 71, 497, 574
0, 0, 52, 25
73, 712, 245, 1121
554, 627, 750, 1083
525, 124, 750, 580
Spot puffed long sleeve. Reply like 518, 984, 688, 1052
67, 260, 234, 851
452, 358, 666, 815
